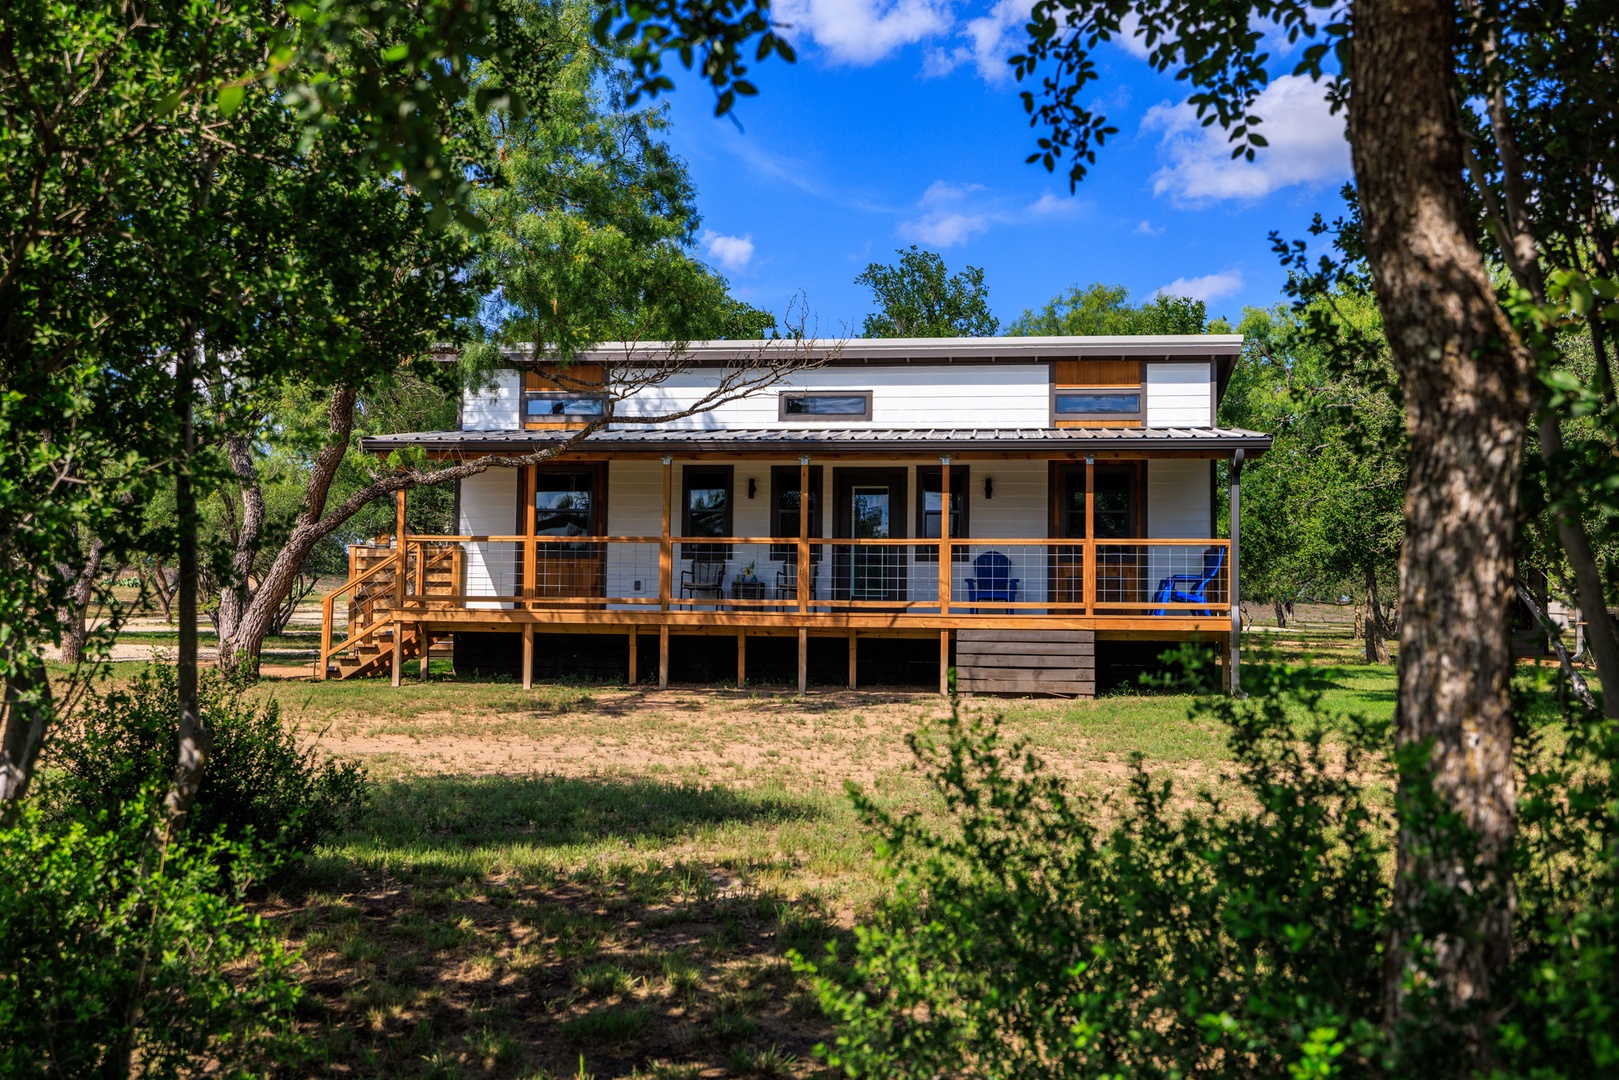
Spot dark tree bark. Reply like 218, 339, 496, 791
214, 431, 265, 650
1273, 599, 1289, 628
0, 649, 53, 814
1348, 0, 1530, 1051
162, 339, 210, 834
1362, 564, 1390, 664
56, 536, 107, 666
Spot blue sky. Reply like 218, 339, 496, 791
654, 1, 1353, 334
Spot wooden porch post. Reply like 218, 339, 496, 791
660, 455, 672, 690
939, 630, 950, 696
522, 465, 537, 611
797, 456, 810, 616
392, 489, 406, 687
1083, 456, 1096, 615
938, 456, 951, 615
1228, 449, 1245, 694
798, 628, 808, 697
736, 630, 746, 688
659, 625, 670, 690
522, 623, 534, 690
627, 627, 637, 686
798, 455, 810, 699
848, 630, 857, 690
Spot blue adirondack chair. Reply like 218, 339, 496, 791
965, 551, 1020, 612
1152, 546, 1225, 616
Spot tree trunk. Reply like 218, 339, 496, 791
214, 433, 265, 649
56, 537, 107, 666
1363, 564, 1390, 664
163, 339, 210, 833
218, 385, 355, 677
1349, 0, 1529, 1054
1273, 598, 1288, 629
0, 649, 53, 816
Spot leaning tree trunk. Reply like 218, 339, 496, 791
1349, 0, 1531, 1058
218, 386, 355, 677
214, 433, 265, 651
1362, 564, 1390, 664
56, 537, 107, 666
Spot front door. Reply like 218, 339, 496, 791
1051, 463, 1144, 607
833, 468, 907, 604
529, 466, 604, 602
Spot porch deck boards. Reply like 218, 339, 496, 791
956, 629, 1096, 696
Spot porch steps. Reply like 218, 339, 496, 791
955, 629, 1095, 697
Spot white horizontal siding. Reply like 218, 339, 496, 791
462, 370, 522, 430
613, 364, 1051, 429
1145, 362, 1213, 428
459, 469, 518, 609
1146, 458, 1219, 605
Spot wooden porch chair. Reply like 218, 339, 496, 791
965, 551, 1021, 612
680, 556, 727, 601
1151, 546, 1225, 616
775, 560, 818, 601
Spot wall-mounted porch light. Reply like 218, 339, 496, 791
747, 477, 757, 499
983, 476, 994, 500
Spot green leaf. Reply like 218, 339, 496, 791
217, 84, 245, 116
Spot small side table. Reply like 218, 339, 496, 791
730, 579, 766, 610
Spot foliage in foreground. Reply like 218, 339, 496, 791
0, 803, 300, 1078
804, 660, 1619, 1077
44, 667, 367, 864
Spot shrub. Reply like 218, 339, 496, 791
0, 802, 301, 1078
800, 655, 1619, 1078
46, 666, 367, 863
800, 659, 1394, 1077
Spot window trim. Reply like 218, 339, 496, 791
768, 465, 823, 563
523, 390, 607, 428
915, 465, 970, 562
680, 465, 734, 560
1048, 387, 1144, 425
778, 390, 874, 422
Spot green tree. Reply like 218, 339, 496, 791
855, 246, 999, 338
1007, 282, 1227, 336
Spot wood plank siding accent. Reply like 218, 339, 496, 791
955, 628, 1095, 696
1053, 358, 1144, 429
523, 364, 605, 430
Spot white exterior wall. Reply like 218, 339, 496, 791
459, 469, 518, 608
1145, 362, 1214, 428
462, 370, 522, 430
1146, 458, 1218, 602
461, 360, 1224, 432
615, 364, 1052, 429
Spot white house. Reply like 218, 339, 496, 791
324, 335, 1270, 696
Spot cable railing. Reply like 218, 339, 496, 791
365, 533, 1233, 619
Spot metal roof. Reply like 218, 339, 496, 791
437, 333, 1243, 367
362, 426, 1272, 456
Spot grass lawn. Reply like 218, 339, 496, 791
233, 632, 1410, 1079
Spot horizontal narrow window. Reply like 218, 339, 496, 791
1054, 392, 1140, 416
779, 390, 873, 421
525, 392, 605, 420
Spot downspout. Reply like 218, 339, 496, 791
1229, 448, 1244, 694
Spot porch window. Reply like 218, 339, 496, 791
779, 390, 873, 421
915, 465, 969, 561
769, 465, 822, 562
681, 466, 733, 559
533, 469, 598, 555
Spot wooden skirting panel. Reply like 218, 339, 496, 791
956, 628, 1095, 697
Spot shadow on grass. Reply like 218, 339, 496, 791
270, 773, 854, 1078
349, 772, 824, 850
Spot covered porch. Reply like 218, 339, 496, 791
323, 427, 1265, 695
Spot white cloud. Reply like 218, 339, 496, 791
1134, 219, 1163, 236
1113, 11, 1154, 58
1142, 74, 1349, 204
898, 211, 990, 247
774, 0, 953, 65
1155, 270, 1244, 303
922, 0, 1026, 81
922, 179, 985, 203
1028, 192, 1082, 217
702, 231, 756, 272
